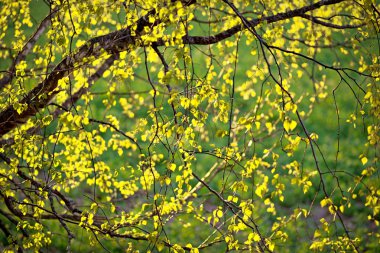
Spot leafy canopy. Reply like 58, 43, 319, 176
0, 0, 379, 252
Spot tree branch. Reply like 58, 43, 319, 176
0, 0, 352, 139
0, 8, 59, 89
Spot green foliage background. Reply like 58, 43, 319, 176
0, 0, 379, 252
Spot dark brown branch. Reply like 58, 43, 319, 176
0, 209, 28, 237
0, 0, 196, 138
48, 192, 75, 247
0, 153, 82, 215
181, 0, 346, 45
53, 54, 120, 117
0, 15, 151, 137
0, 218, 11, 238
0, 54, 119, 147
0, 8, 59, 89
300, 13, 364, 29
0, 0, 351, 138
